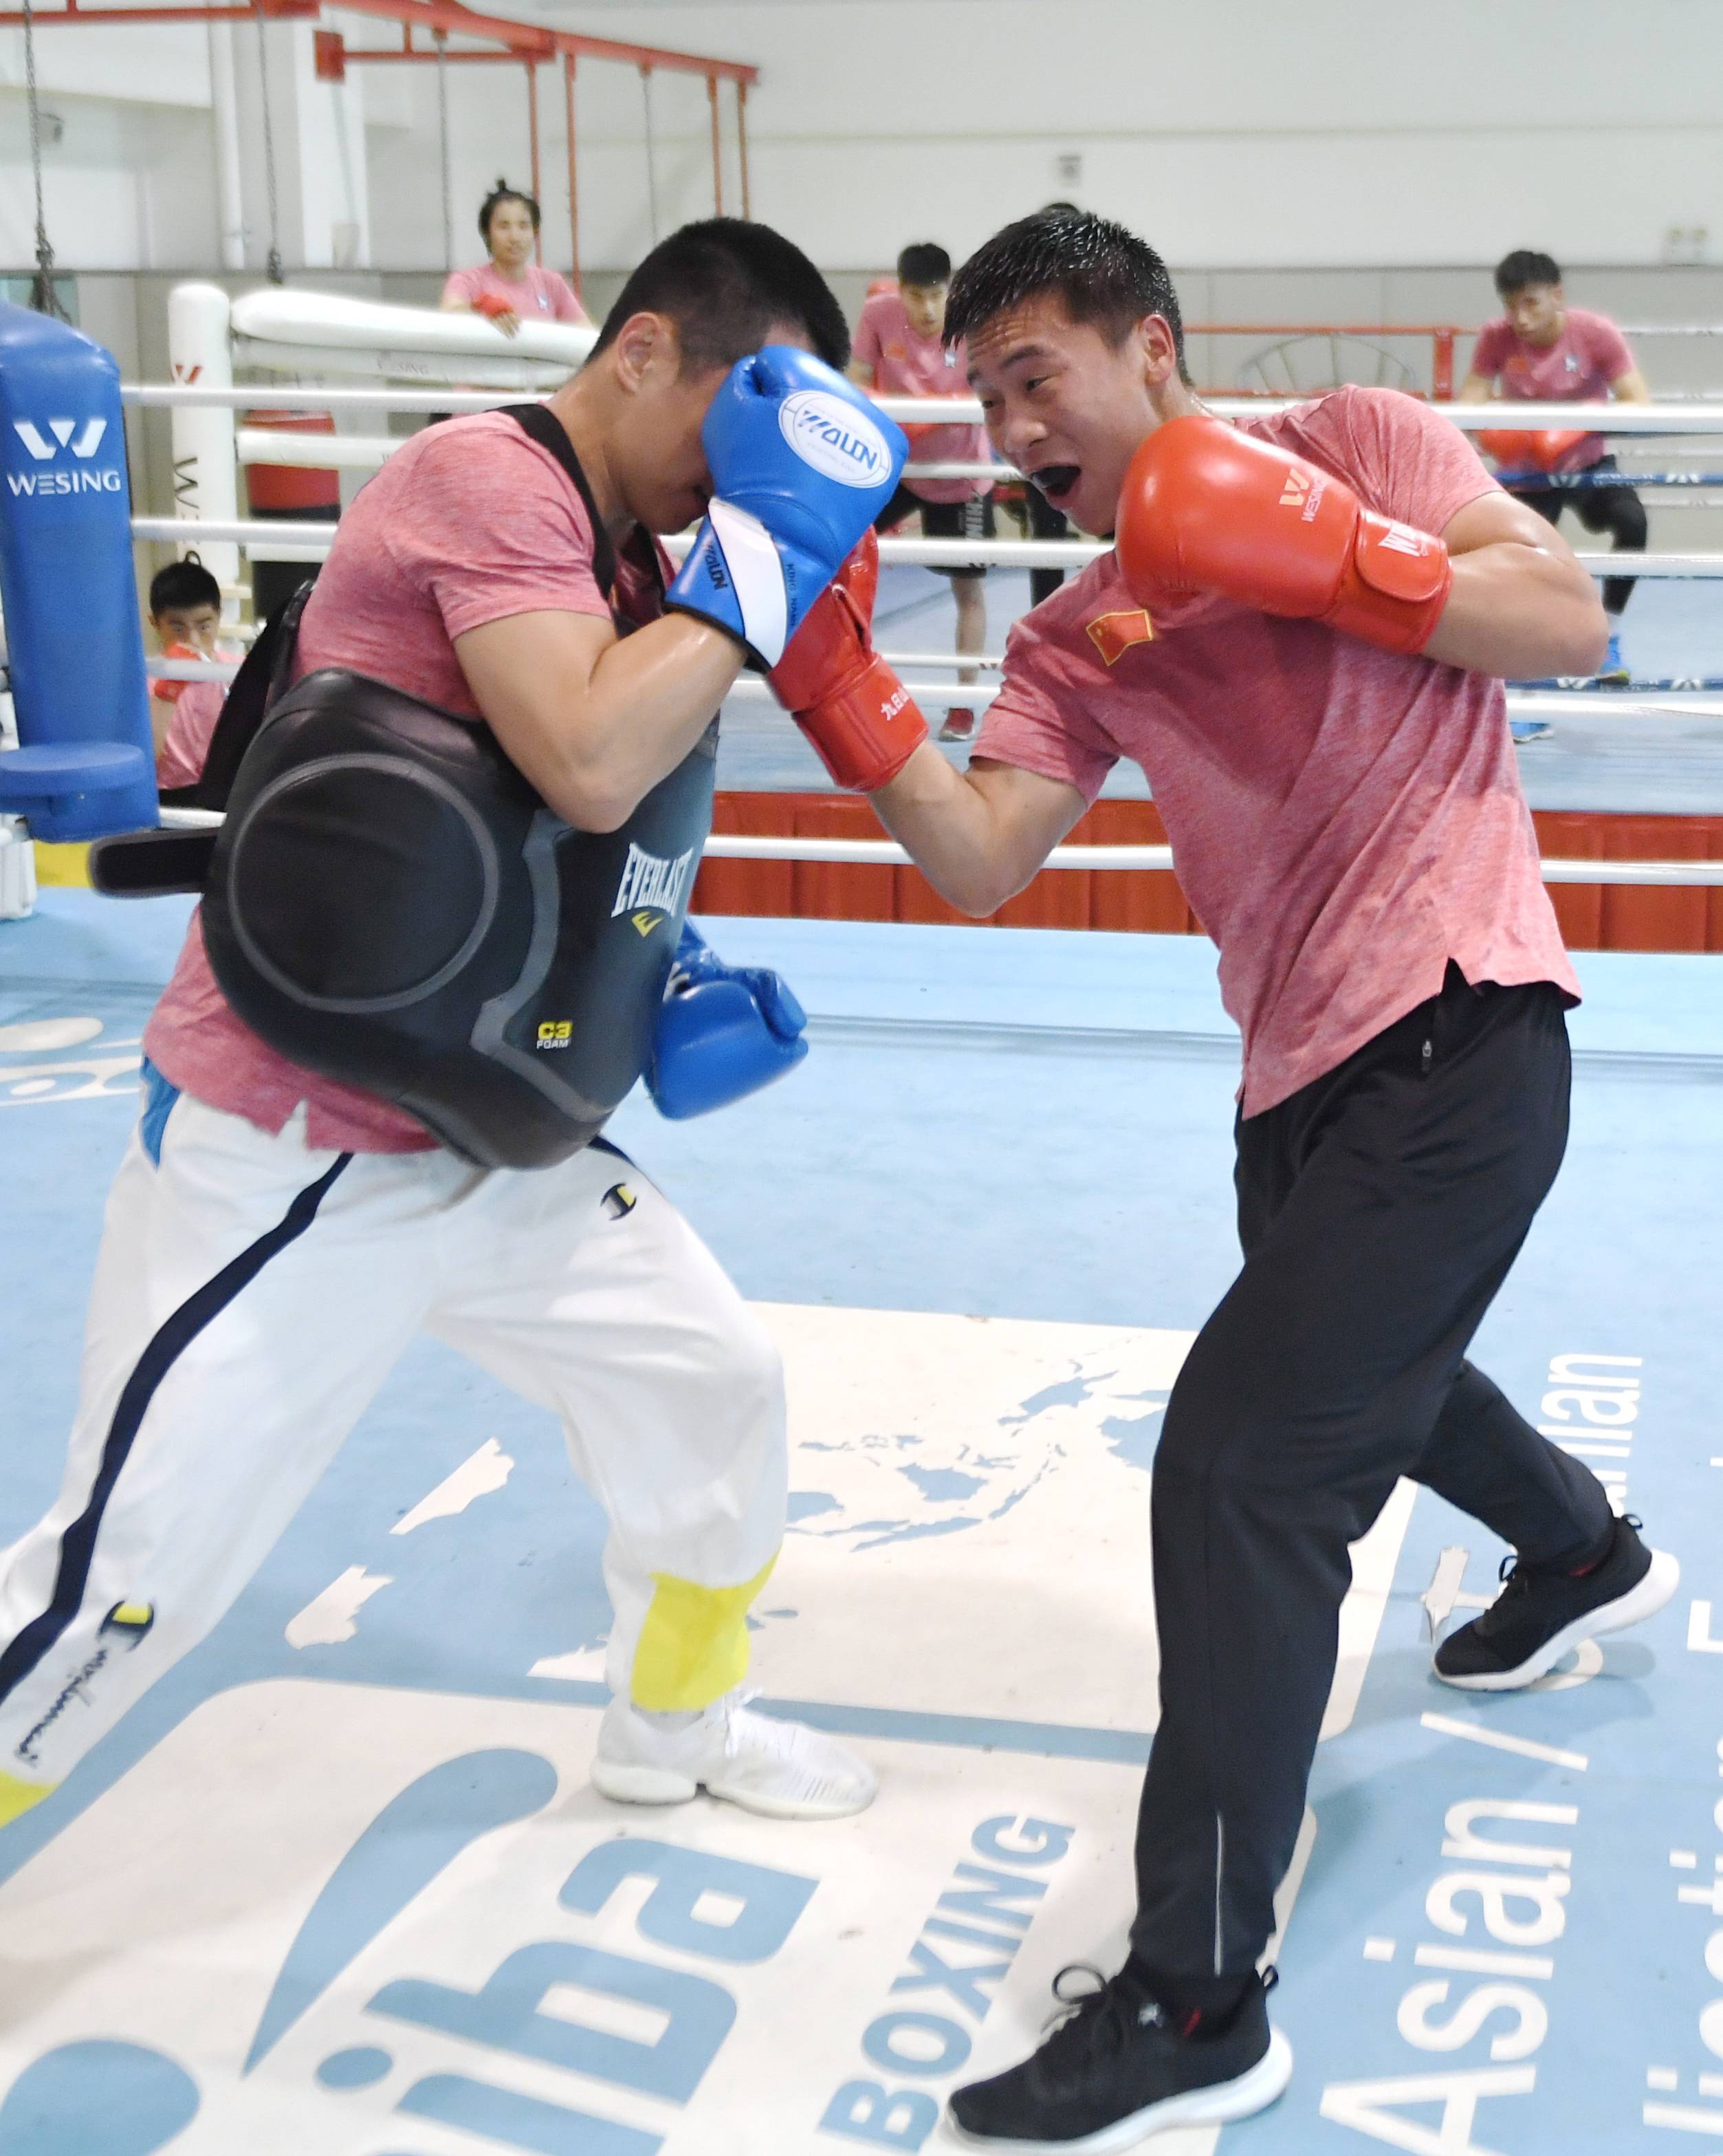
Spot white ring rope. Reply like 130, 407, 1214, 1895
123, 381, 1723, 435
146, 809, 1723, 889
136, 654, 1723, 725
125, 519, 1723, 580
124, 310, 1723, 901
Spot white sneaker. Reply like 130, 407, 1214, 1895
591, 1688, 879, 1820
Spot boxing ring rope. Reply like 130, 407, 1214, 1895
123, 296, 1723, 723
145, 805, 1723, 889
123, 517, 1723, 582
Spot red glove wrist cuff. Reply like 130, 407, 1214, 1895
794, 657, 929, 792
1321, 512, 1453, 656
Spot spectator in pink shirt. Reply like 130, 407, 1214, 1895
851, 243, 995, 743
1462, 249, 1650, 702
440, 178, 589, 336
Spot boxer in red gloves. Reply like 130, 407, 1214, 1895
771, 210, 1679, 2150
1462, 249, 1649, 690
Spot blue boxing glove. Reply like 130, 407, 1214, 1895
646, 923, 809, 1120
667, 347, 906, 668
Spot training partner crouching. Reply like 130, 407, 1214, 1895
762, 210, 1680, 2148
0, 221, 901, 1833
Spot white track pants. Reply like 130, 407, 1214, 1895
0, 1084, 787, 1813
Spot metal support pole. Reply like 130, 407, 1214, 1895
435, 28, 452, 271
1434, 328, 1456, 402
736, 78, 750, 218
525, 59, 541, 258
639, 64, 659, 243
707, 72, 722, 215
562, 51, 580, 299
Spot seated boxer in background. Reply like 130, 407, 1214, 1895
1462, 248, 1650, 706
767, 210, 1678, 2148
851, 242, 996, 742
0, 219, 887, 1837
146, 557, 234, 786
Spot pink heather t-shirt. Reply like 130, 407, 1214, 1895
143, 411, 660, 1153
155, 679, 226, 790
441, 261, 589, 326
1470, 307, 1635, 472
977, 386, 1579, 1118
853, 291, 992, 506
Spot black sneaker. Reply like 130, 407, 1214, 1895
1433, 1514, 1679, 1691
945, 1964, 1292, 2150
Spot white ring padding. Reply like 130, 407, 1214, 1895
126, 518, 1723, 579
229, 287, 597, 371
144, 808, 1723, 886
127, 384, 538, 412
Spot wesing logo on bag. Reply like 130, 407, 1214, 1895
779, 391, 893, 490
6, 415, 122, 497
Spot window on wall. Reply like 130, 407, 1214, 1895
0, 279, 78, 325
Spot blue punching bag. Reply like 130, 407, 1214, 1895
0, 303, 157, 840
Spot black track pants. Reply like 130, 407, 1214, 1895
1129, 968, 1612, 1987
1519, 455, 1648, 616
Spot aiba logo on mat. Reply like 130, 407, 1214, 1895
6, 415, 122, 497
0, 1683, 1119, 2156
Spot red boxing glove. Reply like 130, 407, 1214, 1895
1116, 414, 1452, 657
769, 531, 929, 792
473, 291, 515, 323
1477, 425, 1589, 474
1526, 427, 1590, 474
151, 640, 199, 705
1476, 426, 1536, 468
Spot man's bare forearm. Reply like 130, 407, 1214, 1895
577, 616, 742, 816
459, 609, 743, 832
871, 746, 1086, 917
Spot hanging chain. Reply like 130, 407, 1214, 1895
436, 32, 453, 271
254, 11, 285, 283
20, 0, 67, 318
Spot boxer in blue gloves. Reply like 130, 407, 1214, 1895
0, 220, 898, 1839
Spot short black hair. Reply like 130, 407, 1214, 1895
897, 242, 951, 288
149, 558, 221, 615
1495, 248, 1561, 298
946, 210, 1186, 376
589, 217, 849, 376
480, 179, 540, 240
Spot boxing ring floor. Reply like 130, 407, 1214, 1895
1, 893, 1721, 2155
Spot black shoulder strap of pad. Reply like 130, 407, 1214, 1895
158, 579, 315, 814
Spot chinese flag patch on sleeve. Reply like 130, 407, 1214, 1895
1085, 609, 1154, 666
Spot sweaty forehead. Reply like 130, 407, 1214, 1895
965, 296, 1081, 381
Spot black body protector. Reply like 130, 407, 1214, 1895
94, 406, 715, 1170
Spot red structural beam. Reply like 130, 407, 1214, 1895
0, 0, 760, 78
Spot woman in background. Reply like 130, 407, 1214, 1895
440, 179, 589, 335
